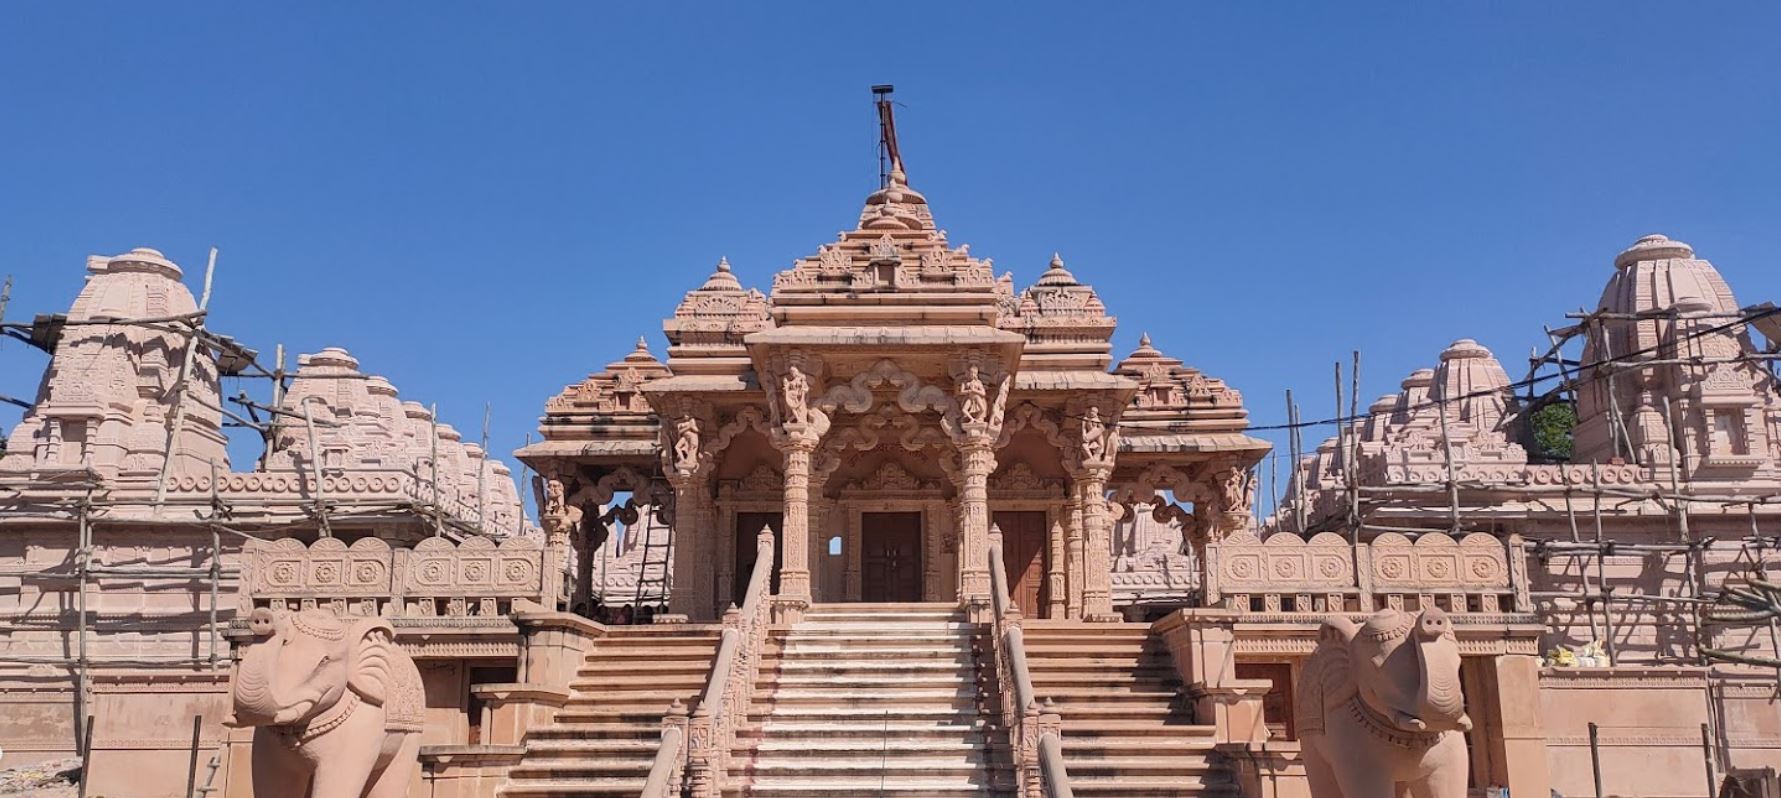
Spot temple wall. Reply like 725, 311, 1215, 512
1539, 667, 1781, 798
0, 672, 234, 796
0, 526, 240, 665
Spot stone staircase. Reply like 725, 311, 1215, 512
1023, 621, 1235, 797
727, 603, 1015, 797
499, 624, 722, 797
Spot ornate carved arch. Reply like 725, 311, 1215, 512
703, 406, 771, 460
816, 358, 956, 420
565, 465, 673, 526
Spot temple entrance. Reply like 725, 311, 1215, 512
860, 512, 922, 602
993, 510, 1048, 617
733, 512, 783, 605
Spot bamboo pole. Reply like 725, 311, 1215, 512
154, 248, 217, 508
477, 402, 491, 531
299, 398, 332, 538
207, 460, 221, 670
430, 402, 444, 537
1348, 350, 1361, 535
1435, 395, 1461, 534
1591, 461, 1618, 664
74, 487, 92, 754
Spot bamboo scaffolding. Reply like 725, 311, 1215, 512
153, 249, 217, 508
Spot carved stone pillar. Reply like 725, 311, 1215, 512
810, 497, 836, 602
947, 353, 1009, 621
843, 504, 861, 601
764, 352, 826, 623
574, 515, 603, 612
957, 439, 995, 618
714, 492, 736, 610
922, 502, 945, 602
1065, 496, 1085, 618
539, 475, 573, 612
1078, 466, 1116, 620
777, 438, 816, 620
1046, 509, 1067, 619
669, 475, 714, 619
1069, 401, 1120, 621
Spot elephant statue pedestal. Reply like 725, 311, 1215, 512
1295, 606, 1472, 798
228, 608, 425, 798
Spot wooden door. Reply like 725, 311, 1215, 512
994, 511, 1048, 618
861, 512, 922, 602
733, 512, 783, 606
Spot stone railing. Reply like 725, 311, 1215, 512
1204, 530, 1530, 616
988, 528, 1074, 798
685, 528, 775, 797
242, 535, 554, 618
641, 700, 691, 798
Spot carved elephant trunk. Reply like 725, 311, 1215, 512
1414, 607, 1468, 730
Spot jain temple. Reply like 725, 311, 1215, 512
4, 101, 1781, 798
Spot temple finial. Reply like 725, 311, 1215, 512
873, 84, 904, 188
716, 256, 731, 273
1139, 332, 1152, 348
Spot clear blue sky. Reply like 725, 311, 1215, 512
5, 4, 1780, 515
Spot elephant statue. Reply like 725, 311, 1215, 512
228, 608, 425, 798
1295, 606, 1472, 798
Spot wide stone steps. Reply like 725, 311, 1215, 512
728, 603, 1014, 798
499, 777, 646, 797
521, 723, 660, 741
744, 720, 991, 738
1022, 622, 1234, 798
735, 780, 1005, 798
497, 625, 722, 798
763, 670, 976, 687
762, 645, 975, 660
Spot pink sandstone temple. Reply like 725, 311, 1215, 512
4, 106, 1780, 798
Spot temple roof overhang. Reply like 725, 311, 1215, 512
515, 439, 659, 463
641, 374, 755, 394
1118, 431, 1272, 456
1014, 371, 1139, 395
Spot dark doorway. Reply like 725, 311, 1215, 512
861, 512, 923, 602
993, 510, 1048, 618
1235, 662, 1296, 740
734, 512, 784, 606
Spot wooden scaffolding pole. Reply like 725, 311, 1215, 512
153, 248, 217, 508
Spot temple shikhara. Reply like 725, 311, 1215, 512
5, 96, 1781, 798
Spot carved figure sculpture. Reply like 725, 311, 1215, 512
1295, 607, 1471, 798
781, 366, 809, 425
958, 365, 988, 425
672, 414, 700, 472
229, 608, 425, 798
1080, 406, 1107, 462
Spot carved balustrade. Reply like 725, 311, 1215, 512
989, 528, 1075, 798
641, 700, 691, 798
686, 528, 776, 797
1204, 530, 1530, 616
242, 535, 554, 619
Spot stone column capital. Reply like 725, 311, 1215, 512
772, 431, 822, 454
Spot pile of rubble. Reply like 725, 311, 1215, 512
0, 757, 81, 796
